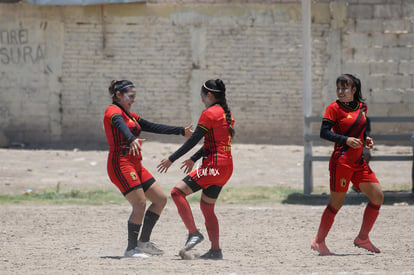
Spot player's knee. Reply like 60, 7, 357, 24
200, 199, 215, 216
373, 190, 384, 205
126, 189, 146, 209
157, 192, 168, 208
131, 198, 146, 211
328, 201, 343, 211
171, 187, 185, 200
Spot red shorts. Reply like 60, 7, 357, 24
107, 152, 155, 195
187, 159, 233, 188
329, 153, 378, 192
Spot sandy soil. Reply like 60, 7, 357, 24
1, 142, 413, 274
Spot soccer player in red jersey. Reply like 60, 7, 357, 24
157, 79, 234, 260
311, 74, 384, 255
104, 80, 193, 257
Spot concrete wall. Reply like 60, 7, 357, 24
0, 0, 413, 148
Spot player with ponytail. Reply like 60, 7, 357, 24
158, 78, 235, 260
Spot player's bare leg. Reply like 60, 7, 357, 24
137, 182, 166, 255
124, 189, 149, 257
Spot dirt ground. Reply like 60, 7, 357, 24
1, 142, 414, 274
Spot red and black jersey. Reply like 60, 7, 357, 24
104, 103, 184, 156
198, 104, 234, 162
168, 104, 234, 164
323, 100, 368, 162
104, 104, 142, 157
104, 103, 184, 194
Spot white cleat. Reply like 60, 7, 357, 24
124, 247, 150, 258
137, 241, 164, 255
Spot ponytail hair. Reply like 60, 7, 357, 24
336, 74, 365, 102
202, 79, 235, 138
108, 80, 135, 103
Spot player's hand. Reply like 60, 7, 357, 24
129, 138, 145, 156
157, 158, 172, 173
180, 159, 195, 174
365, 136, 374, 149
184, 124, 193, 139
346, 137, 363, 149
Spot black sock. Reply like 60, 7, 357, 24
139, 211, 160, 242
127, 221, 141, 251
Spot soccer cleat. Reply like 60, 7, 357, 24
124, 247, 150, 258
198, 249, 223, 260
311, 238, 335, 256
137, 241, 164, 255
184, 230, 204, 251
354, 237, 381, 253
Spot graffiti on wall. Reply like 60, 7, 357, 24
0, 28, 46, 65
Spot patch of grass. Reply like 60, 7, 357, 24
0, 185, 301, 205
218, 186, 301, 204
182, 186, 301, 204
0, 184, 124, 205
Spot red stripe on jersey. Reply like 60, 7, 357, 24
329, 152, 340, 192
111, 153, 129, 192
323, 101, 367, 163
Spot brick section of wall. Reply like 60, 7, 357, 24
344, 0, 414, 136
61, 17, 193, 145
202, 19, 304, 143
0, 0, 413, 147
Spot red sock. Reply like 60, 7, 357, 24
358, 202, 381, 240
200, 200, 220, 249
316, 204, 338, 243
171, 188, 197, 233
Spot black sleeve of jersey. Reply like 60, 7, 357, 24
320, 120, 348, 144
139, 118, 185, 136
364, 117, 371, 140
190, 146, 204, 162
168, 126, 207, 163
365, 117, 371, 135
112, 115, 137, 144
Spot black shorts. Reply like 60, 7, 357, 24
123, 177, 156, 196
183, 175, 223, 199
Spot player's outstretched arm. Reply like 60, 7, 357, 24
157, 158, 172, 173
180, 159, 195, 174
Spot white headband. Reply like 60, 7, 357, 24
203, 83, 222, 93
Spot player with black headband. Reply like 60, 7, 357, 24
158, 78, 235, 260
311, 74, 384, 255
103, 80, 193, 257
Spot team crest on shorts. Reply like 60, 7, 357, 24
130, 172, 137, 180
340, 178, 347, 187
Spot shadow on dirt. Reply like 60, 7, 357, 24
283, 191, 414, 205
